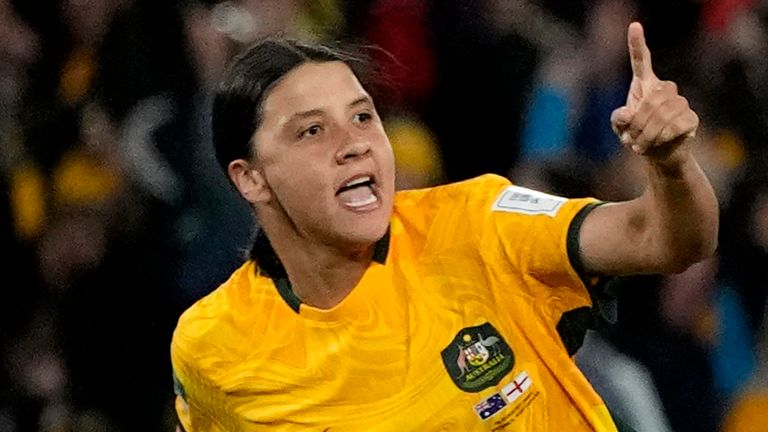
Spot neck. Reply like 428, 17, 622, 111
258, 219, 375, 310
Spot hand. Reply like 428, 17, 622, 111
610, 22, 699, 161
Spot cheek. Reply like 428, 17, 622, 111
379, 143, 397, 188
269, 158, 332, 207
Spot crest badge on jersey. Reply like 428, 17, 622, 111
441, 322, 514, 392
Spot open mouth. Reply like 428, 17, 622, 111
336, 175, 379, 209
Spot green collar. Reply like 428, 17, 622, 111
272, 227, 391, 313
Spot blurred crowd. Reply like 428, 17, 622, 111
1, 0, 768, 431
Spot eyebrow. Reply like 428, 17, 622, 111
287, 95, 374, 123
348, 95, 373, 109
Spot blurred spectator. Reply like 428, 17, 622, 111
0, 0, 39, 134
571, 0, 635, 163
577, 330, 675, 432
0, 1, 46, 429
636, 0, 703, 80
519, 0, 635, 164
363, 0, 437, 111
609, 271, 724, 432
719, 163, 768, 336
5, 101, 177, 431
699, 1, 768, 161
426, 0, 538, 181
175, 0, 254, 306
723, 317, 768, 432
386, 115, 445, 189
1, 0, 200, 429
207, 0, 344, 44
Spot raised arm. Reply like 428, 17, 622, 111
578, 22, 718, 276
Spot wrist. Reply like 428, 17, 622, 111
644, 141, 696, 179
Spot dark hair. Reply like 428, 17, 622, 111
211, 37, 375, 271
211, 37, 373, 172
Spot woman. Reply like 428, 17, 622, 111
171, 22, 717, 431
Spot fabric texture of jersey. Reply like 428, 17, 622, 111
171, 174, 617, 431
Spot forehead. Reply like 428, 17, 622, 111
261, 61, 368, 118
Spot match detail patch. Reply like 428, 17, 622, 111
492, 186, 566, 217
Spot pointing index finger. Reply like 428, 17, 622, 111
628, 22, 655, 82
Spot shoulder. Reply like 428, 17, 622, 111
175, 262, 253, 335
171, 261, 258, 374
389, 175, 515, 254
394, 174, 511, 209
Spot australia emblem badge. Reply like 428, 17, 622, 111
441, 322, 514, 392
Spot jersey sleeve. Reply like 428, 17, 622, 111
171, 322, 232, 432
468, 175, 605, 347
485, 182, 599, 292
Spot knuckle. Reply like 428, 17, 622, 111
660, 111, 674, 126
638, 130, 652, 144
653, 81, 677, 98
611, 108, 629, 123
664, 80, 678, 93
651, 105, 669, 123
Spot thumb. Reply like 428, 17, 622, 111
611, 106, 633, 140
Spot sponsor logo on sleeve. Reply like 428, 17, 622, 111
492, 186, 566, 216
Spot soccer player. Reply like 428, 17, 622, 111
171, 22, 718, 431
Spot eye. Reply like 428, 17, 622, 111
353, 112, 373, 124
299, 124, 322, 139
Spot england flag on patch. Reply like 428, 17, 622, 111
501, 371, 532, 404
473, 393, 507, 420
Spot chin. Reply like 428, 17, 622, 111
348, 221, 389, 244
331, 214, 390, 250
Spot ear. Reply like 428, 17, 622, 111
228, 159, 272, 204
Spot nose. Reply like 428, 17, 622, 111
334, 128, 370, 164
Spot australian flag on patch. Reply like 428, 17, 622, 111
473, 393, 507, 420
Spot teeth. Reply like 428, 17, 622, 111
346, 193, 378, 208
345, 176, 371, 188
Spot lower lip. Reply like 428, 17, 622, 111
338, 186, 382, 212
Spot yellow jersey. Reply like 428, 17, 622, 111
171, 174, 617, 431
